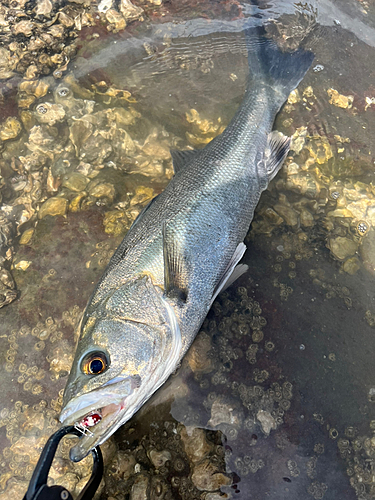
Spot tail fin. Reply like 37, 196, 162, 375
245, 25, 314, 98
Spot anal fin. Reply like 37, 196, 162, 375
211, 243, 248, 306
162, 222, 189, 302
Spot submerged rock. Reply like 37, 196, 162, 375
327, 236, 358, 261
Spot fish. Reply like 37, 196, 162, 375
60, 24, 314, 461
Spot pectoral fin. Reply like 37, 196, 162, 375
211, 243, 248, 306
264, 131, 290, 180
162, 222, 189, 302
170, 149, 200, 174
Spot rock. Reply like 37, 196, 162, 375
207, 399, 241, 428
360, 228, 375, 275
327, 88, 353, 109
88, 182, 116, 202
36, 0, 53, 16
342, 257, 360, 275
38, 197, 68, 219
327, 236, 358, 261
110, 451, 136, 481
257, 410, 277, 435
62, 173, 89, 192
148, 449, 171, 469
120, 0, 144, 21
180, 426, 213, 464
299, 207, 314, 227
19, 228, 34, 245
130, 474, 149, 500
191, 459, 231, 492
186, 331, 214, 374
129, 186, 154, 207
35, 103, 66, 126
103, 210, 129, 236
13, 260, 31, 271
105, 9, 126, 30
0, 48, 15, 79
0, 117, 22, 141
273, 204, 299, 226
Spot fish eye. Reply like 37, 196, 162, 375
82, 352, 108, 375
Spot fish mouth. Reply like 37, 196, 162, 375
59, 380, 132, 461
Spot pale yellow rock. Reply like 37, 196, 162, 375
88, 182, 115, 202
38, 197, 68, 219
327, 88, 354, 109
19, 228, 34, 245
299, 207, 314, 227
35, 102, 65, 126
130, 186, 154, 206
257, 409, 277, 435
191, 459, 231, 492
105, 9, 126, 30
103, 210, 129, 236
327, 236, 358, 261
62, 172, 89, 192
14, 260, 31, 271
342, 257, 360, 275
273, 204, 299, 226
70, 193, 87, 212
288, 89, 301, 104
0, 117, 22, 141
180, 426, 212, 464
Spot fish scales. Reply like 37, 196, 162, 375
60, 25, 314, 461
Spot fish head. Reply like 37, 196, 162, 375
59, 275, 182, 461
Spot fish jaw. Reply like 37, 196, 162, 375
59, 378, 134, 461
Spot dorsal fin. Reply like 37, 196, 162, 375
170, 149, 199, 174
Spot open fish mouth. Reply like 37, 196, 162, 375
61, 401, 125, 461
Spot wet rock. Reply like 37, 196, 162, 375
148, 449, 171, 469
106, 9, 126, 31
257, 410, 277, 436
191, 458, 231, 492
299, 207, 314, 227
0, 117, 22, 141
327, 88, 353, 109
103, 210, 129, 236
13, 260, 31, 271
208, 399, 241, 428
0, 267, 17, 308
69, 119, 93, 156
110, 451, 136, 481
0, 47, 15, 79
342, 257, 360, 275
130, 186, 154, 207
360, 228, 375, 275
273, 203, 298, 226
327, 236, 358, 261
62, 172, 89, 192
38, 197, 68, 219
35, 102, 66, 126
36, 0, 53, 16
87, 181, 116, 202
130, 473, 149, 500
19, 228, 34, 245
180, 425, 213, 464
120, 0, 144, 21
186, 331, 214, 374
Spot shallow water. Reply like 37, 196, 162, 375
1, 0, 375, 498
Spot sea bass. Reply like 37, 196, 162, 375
60, 25, 314, 461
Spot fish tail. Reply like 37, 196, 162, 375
245, 25, 314, 100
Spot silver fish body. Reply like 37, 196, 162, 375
60, 26, 314, 461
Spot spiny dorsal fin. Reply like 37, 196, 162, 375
170, 149, 199, 174
162, 222, 188, 302
264, 131, 290, 181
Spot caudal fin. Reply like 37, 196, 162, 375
245, 25, 314, 98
